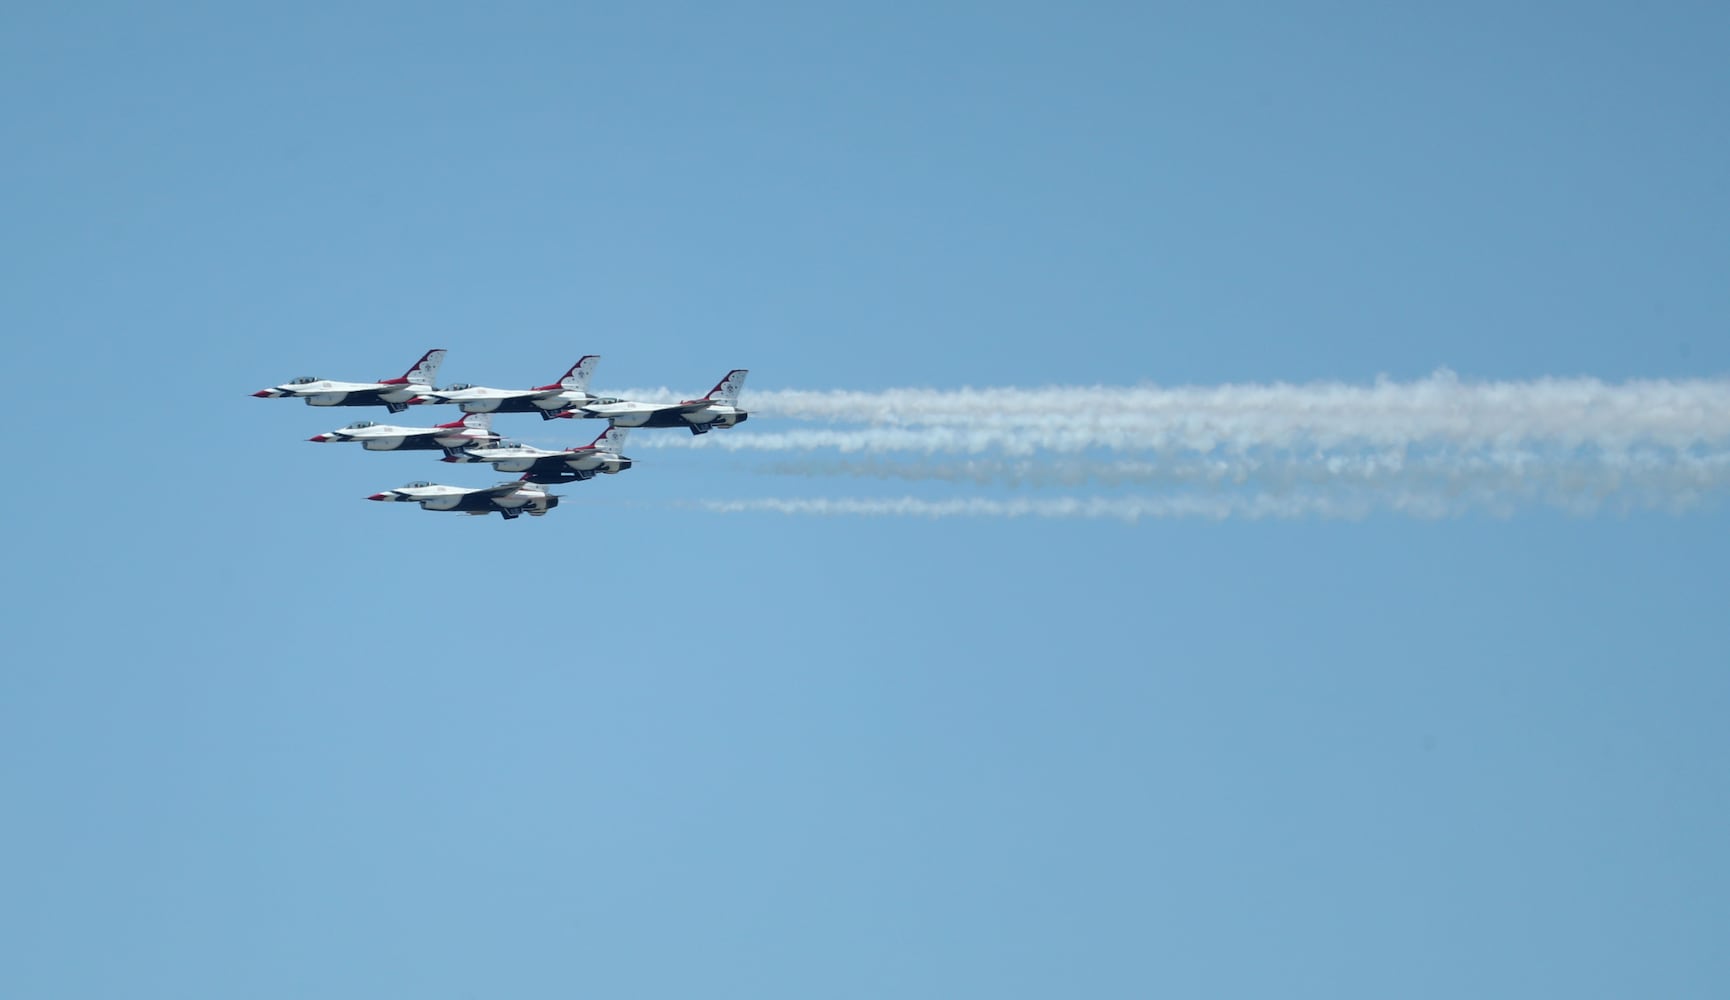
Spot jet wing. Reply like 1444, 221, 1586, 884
593, 400, 711, 415
475, 482, 530, 497
521, 453, 582, 471
580, 401, 664, 417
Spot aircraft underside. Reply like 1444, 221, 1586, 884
308, 390, 412, 413
461, 399, 571, 419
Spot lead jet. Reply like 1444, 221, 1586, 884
366, 479, 560, 519
575, 369, 749, 434
308, 412, 499, 453
409, 355, 602, 420
442, 426, 632, 484
252, 349, 447, 414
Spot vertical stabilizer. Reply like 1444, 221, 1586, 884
560, 355, 601, 391
703, 369, 749, 404
396, 349, 448, 386
591, 425, 629, 453
435, 411, 493, 432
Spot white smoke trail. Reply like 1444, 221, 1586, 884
625, 372, 1730, 454
753, 450, 1730, 496
604, 372, 1730, 520
696, 478, 1719, 521
695, 494, 1390, 522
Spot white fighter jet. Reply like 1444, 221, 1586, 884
252, 349, 447, 414
442, 425, 632, 484
366, 479, 560, 519
575, 369, 749, 434
308, 412, 499, 454
409, 355, 603, 420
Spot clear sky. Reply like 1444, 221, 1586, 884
3, 3, 1727, 997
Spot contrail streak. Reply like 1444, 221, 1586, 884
696, 480, 1718, 521
606, 372, 1730, 520
625, 372, 1730, 454
696, 494, 1390, 522
754, 450, 1730, 495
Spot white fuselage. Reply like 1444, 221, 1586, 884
254, 349, 447, 412
312, 422, 497, 451
418, 386, 595, 416
259, 379, 423, 408
367, 482, 559, 517
580, 401, 747, 430
449, 443, 629, 477
467, 445, 598, 472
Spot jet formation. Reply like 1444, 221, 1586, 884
256, 350, 749, 519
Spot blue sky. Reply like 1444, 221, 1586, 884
3, 3, 1727, 997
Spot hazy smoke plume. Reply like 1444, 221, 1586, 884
618, 372, 1730, 520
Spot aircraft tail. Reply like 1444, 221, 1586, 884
588, 425, 629, 453
702, 369, 749, 405
382, 348, 448, 386
559, 355, 601, 391
435, 412, 493, 431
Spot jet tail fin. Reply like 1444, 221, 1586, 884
589, 425, 628, 454
382, 348, 448, 386
559, 355, 601, 392
434, 412, 493, 431
702, 369, 748, 404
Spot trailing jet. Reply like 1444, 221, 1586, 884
366, 479, 559, 519
409, 355, 603, 420
575, 369, 749, 434
308, 412, 499, 453
252, 349, 447, 414
443, 425, 632, 484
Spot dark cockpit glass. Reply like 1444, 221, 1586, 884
344, 421, 376, 429
290, 376, 319, 385
403, 481, 433, 488
440, 383, 473, 391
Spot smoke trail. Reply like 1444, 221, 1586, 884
753, 450, 1730, 496
626, 372, 1730, 454
604, 372, 1730, 520
696, 477, 1719, 521
695, 494, 1391, 522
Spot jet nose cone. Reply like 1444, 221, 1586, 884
440, 456, 459, 462
253, 389, 275, 397
366, 492, 389, 501
309, 434, 332, 442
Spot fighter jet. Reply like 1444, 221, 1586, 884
366, 479, 560, 519
575, 369, 749, 434
308, 412, 499, 453
252, 349, 447, 414
443, 425, 632, 484
409, 355, 603, 420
